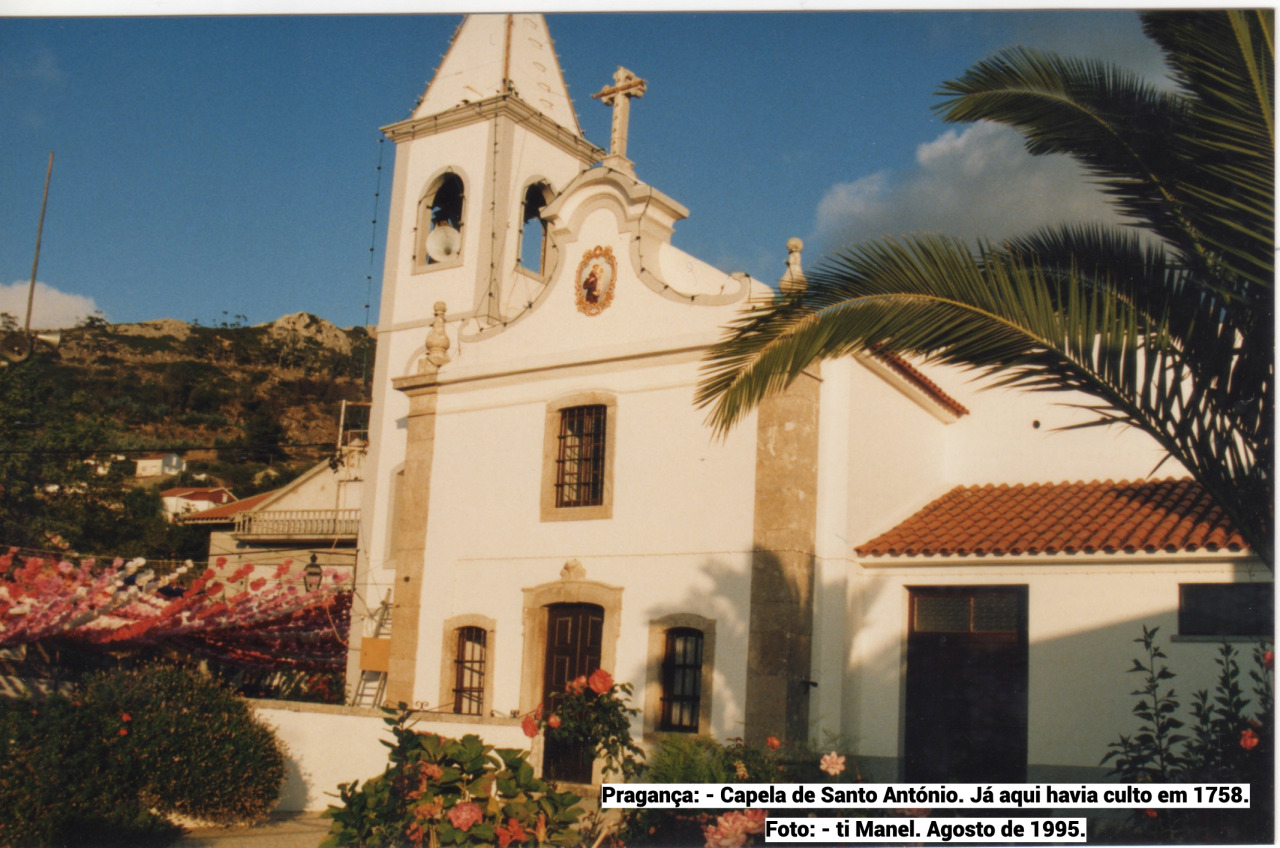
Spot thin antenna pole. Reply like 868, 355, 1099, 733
25, 152, 54, 335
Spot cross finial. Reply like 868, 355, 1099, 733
593, 67, 647, 168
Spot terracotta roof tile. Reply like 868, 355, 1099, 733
180, 491, 275, 523
855, 478, 1248, 558
869, 350, 969, 417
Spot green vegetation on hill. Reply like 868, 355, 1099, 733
0, 315, 373, 558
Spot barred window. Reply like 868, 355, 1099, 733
453, 626, 486, 715
660, 628, 703, 732
555, 405, 607, 508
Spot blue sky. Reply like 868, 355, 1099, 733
0, 10, 1165, 329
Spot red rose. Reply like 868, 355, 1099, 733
522, 714, 538, 738
765, 736, 781, 750
548, 714, 561, 729
120, 713, 131, 722
1265, 651, 1274, 670
588, 668, 613, 695
447, 801, 483, 832
567, 676, 587, 694
1241, 729, 1260, 750
1145, 809, 1159, 818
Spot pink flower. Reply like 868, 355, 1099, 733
819, 751, 846, 776
522, 714, 539, 738
702, 810, 765, 848
447, 801, 483, 832
567, 676, 587, 695
547, 714, 561, 729
765, 736, 781, 750
421, 762, 444, 780
1241, 729, 1260, 750
588, 668, 613, 694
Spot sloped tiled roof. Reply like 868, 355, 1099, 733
161, 486, 231, 502
872, 350, 969, 417
181, 491, 275, 524
856, 478, 1248, 558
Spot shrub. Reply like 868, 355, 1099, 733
643, 735, 733, 784
322, 707, 586, 848
83, 665, 287, 823
1100, 627, 1273, 843
0, 665, 286, 847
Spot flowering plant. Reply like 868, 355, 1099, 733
702, 809, 767, 848
524, 670, 643, 781
323, 707, 586, 848
1101, 627, 1273, 843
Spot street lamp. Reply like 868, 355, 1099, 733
304, 554, 323, 592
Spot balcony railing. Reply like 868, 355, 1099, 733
234, 509, 359, 539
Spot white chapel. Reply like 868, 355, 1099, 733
350, 13, 1269, 785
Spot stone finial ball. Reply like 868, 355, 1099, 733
787, 237, 804, 253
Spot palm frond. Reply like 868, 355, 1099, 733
697, 11, 1273, 565
1141, 10, 1274, 293
935, 46, 1197, 253
697, 233, 1270, 562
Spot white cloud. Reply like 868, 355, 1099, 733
813, 122, 1128, 255
0, 281, 100, 330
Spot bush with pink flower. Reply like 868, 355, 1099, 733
324, 707, 587, 848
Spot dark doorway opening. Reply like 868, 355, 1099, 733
542, 603, 603, 783
904, 586, 1028, 783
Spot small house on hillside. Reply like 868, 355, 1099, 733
185, 443, 365, 586
160, 486, 235, 521
136, 453, 185, 478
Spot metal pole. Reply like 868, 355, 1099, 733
25, 152, 54, 335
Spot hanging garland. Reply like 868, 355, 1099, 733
0, 550, 350, 671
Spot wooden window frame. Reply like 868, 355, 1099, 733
644, 613, 715, 740
540, 393, 616, 522
452, 625, 487, 716
659, 628, 704, 732
438, 614, 495, 718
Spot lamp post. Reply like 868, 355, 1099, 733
304, 554, 323, 592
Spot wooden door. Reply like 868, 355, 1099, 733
542, 603, 603, 782
903, 587, 1028, 783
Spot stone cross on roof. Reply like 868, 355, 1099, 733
593, 67, 647, 166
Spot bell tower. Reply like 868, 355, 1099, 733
379, 14, 605, 334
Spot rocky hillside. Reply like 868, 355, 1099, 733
36, 313, 374, 485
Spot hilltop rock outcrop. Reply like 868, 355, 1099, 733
266, 312, 352, 354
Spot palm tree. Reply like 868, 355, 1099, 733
697, 10, 1274, 565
